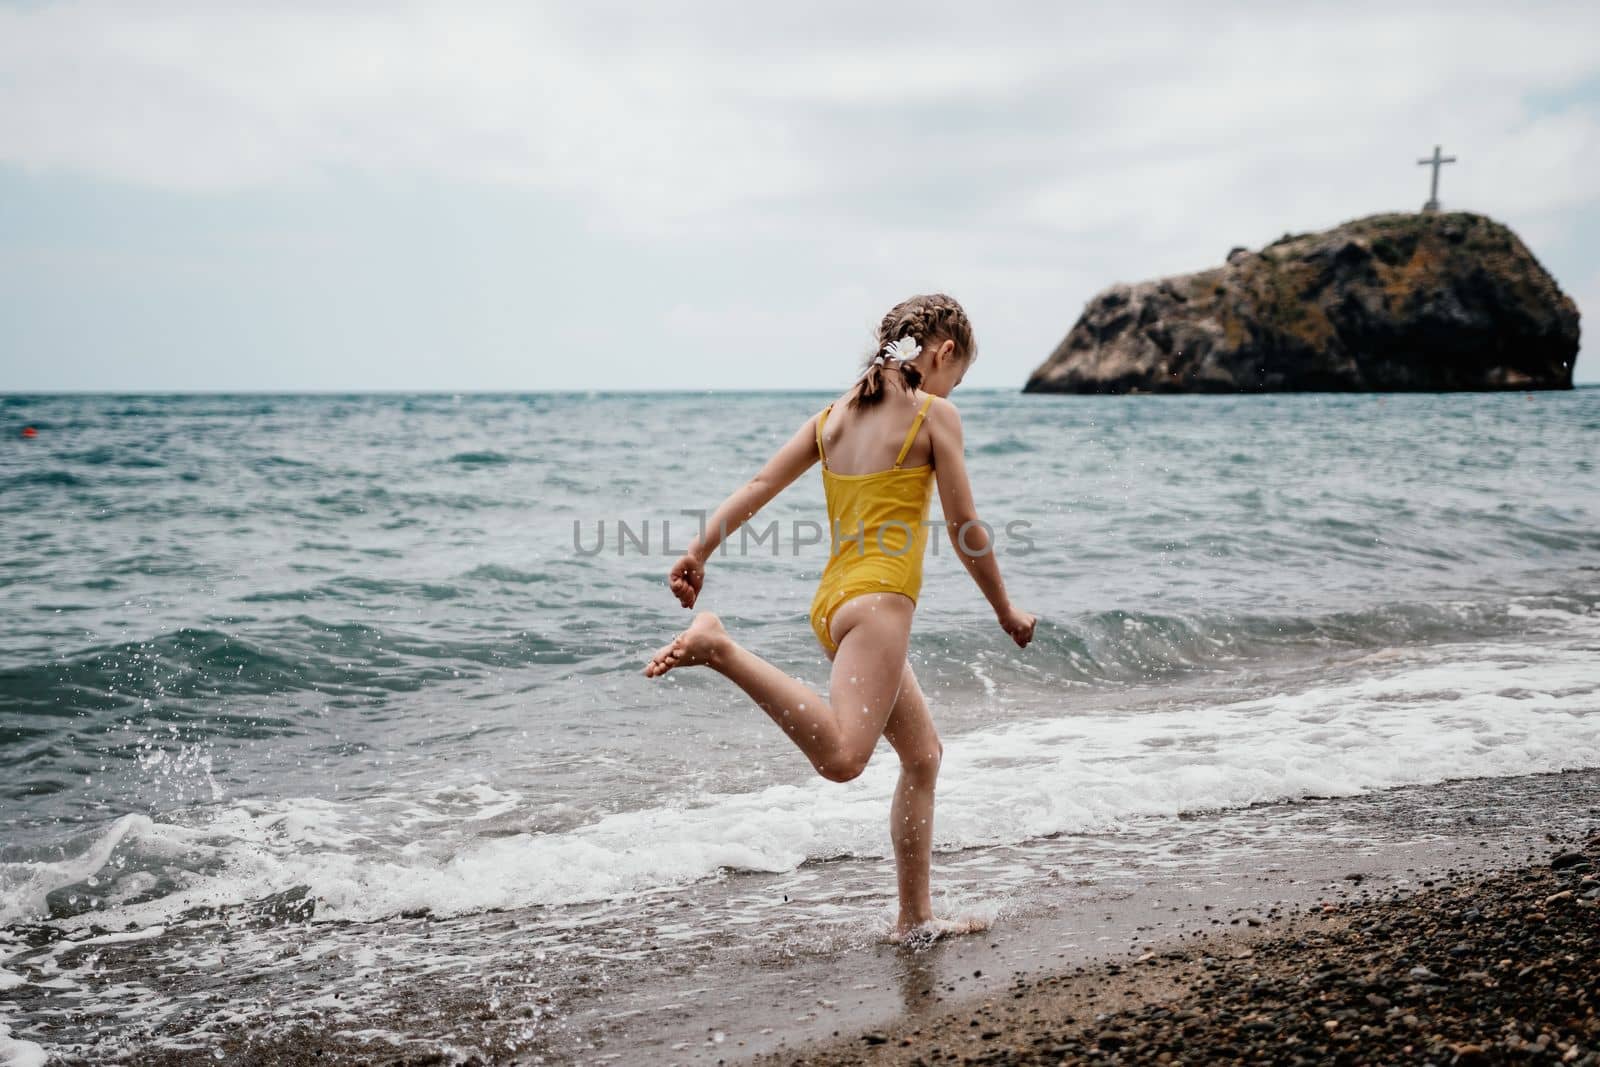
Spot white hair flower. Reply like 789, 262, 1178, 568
875, 336, 922, 366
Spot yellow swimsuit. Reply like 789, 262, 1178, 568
809, 393, 937, 653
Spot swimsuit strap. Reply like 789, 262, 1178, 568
893, 393, 936, 469
815, 404, 833, 470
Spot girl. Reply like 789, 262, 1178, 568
644, 293, 1036, 944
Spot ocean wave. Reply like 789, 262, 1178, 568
5, 620, 1596, 929
239, 576, 464, 603
914, 587, 1600, 688
0, 621, 592, 723
1, 588, 1590, 732
0, 628, 336, 717
463, 563, 553, 584
0, 470, 84, 489
971, 435, 1036, 456
447, 450, 516, 466
56, 445, 166, 469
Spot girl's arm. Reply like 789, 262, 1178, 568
928, 398, 1037, 648
668, 412, 822, 609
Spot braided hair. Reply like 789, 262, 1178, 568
849, 293, 976, 410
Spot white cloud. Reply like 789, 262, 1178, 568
0, 0, 1595, 388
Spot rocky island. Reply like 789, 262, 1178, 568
1024, 212, 1580, 393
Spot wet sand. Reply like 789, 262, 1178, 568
752, 829, 1600, 1067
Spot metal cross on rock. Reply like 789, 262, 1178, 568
1417, 145, 1457, 214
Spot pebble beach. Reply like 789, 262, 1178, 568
762, 828, 1600, 1067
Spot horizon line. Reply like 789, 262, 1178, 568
4, 383, 1598, 398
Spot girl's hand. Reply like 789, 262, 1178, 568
999, 605, 1036, 648
668, 553, 705, 609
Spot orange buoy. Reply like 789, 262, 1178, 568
20, 426, 37, 438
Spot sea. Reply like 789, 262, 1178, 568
1, 388, 1598, 1064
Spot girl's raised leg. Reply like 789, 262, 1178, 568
642, 596, 910, 782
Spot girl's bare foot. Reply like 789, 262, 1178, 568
888, 914, 991, 947
643, 612, 729, 677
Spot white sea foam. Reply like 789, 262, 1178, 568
0, 1023, 47, 1067
5, 621, 1598, 931
0, 814, 147, 927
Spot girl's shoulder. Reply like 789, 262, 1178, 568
814, 391, 852, 424
920, 392, 962, 424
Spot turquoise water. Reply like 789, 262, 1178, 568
1, 388, 1598, 1059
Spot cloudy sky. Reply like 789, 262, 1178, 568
1, 1, 1596, 391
